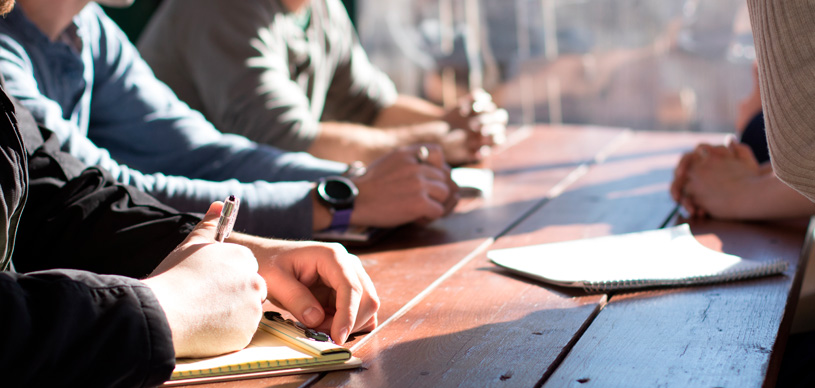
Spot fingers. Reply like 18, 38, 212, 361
251, 273, 269, 304
322, 252, 379, 344
354, 260, 379, 333
330, 270, 362, 344
264, 268, 327, 329
458, 89, 495, 117
671, 152, 695, 202
185, 201, 225, 244
464, 107, 508, 152
680, 194, 698, 217
441, 182, 460, 216
408, 144, 457, 217
473, 107, 509, 126
417, 163, 456, 219
417, 143, 447, 170
724, 134, 738, 149
263, 244, 380, 345
731, 142, 758, 164
700, 143, 732, 158
471, 108, 509, 143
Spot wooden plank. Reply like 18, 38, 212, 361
497, 130, 727, 245
312, 129, 725, 387
171, 125, 624, 388
346, 125, 628, 330
543, 220, 809, 388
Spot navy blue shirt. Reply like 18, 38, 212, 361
0, 4, 347, 239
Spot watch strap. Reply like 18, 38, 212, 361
329, 208, 353, 230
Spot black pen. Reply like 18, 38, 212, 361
215, 195, 240, 242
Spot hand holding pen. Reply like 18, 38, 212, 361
142, 200, 265, 357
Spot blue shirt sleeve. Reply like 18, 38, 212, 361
0, 5, 348, 239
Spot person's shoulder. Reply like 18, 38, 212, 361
77, 2, 126, 39
164, 0, 284, 20
322, 0, 348, 13
320, 0, 354, 31
77, 2, 108, 24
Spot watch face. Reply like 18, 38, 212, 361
318, 177, 358, 209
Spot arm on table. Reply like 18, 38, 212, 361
672, 142, 815, 220
310, 144, 460, 231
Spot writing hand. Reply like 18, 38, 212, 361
142, 202, 267, 358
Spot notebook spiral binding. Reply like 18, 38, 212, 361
581, 259, 789, 293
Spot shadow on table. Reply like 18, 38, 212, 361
493, 145, 692, 178
497, 166, 678, 241
352, 163, 676, 256
331, 307, 600, 388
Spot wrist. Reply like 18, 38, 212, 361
391, 121, 448, 145
315, 176, 358, 230
311, 185, 333, 231
141, 278, 189, 357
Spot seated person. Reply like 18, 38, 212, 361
138, 0, 509, 166
1, 57, 377, 386
670, 62, 815, 220
0, 0, 458, 241
745, 2, 815, 387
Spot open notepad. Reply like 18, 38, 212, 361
163, 312, 360, 386
488, 224, 788, 292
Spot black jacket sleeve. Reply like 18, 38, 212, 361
0, 269, 175, 387
11, 97, 202, 278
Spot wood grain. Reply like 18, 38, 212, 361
542, 221, 809, 388
346, 126, 627, 330
168, 127, 808, 388
169, 125, 624, 387
311, 129, 729, 387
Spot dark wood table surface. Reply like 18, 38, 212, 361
179, 125, 812, 388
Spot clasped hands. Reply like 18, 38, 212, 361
441, 89, 509, 165
670, 137, 765, 219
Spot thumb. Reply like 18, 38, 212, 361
184, 201, 225, 244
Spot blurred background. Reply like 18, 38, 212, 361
106, 0, 755, 133
356, 0, 755, 133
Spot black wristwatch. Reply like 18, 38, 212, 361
316, 176, 358, 229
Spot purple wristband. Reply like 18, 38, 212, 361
329, 208, 353, 230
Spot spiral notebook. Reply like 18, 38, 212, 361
488, 224, 788, 293
162, 312, 360, 386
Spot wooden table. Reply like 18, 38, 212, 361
182, 125, 811, 388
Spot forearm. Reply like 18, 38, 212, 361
372, 95, 445, 127
309, 121, 447, 164
227, 232, 298, 256
736, 172, 815, 220
747, 0, 815, 201
154, 179, 320, 239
